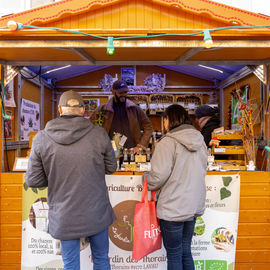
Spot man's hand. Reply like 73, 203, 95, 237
132, 146, 141, 154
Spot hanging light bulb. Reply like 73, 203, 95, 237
7, 21, 23, 31
203, 29, 213, 49
107, 37, 115, 56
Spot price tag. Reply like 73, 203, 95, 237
119, 135, 127, 147
135, 155, 146, 163
214, 148, 226, 153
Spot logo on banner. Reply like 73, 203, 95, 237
109, 200, 139, 251
211, 227, 234, 252
144, 224, 161, 239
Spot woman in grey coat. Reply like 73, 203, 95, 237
144, 104, 208, 270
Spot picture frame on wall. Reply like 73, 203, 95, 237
83, 99, 100, 119
13, 157, 29, 172
121, 67, 135, 86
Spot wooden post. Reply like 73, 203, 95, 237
267, 65, 270, 171
0, 64, 2, 173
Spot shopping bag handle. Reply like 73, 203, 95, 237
142, 178, 155, 203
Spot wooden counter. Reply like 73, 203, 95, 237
1, 171, 270, 270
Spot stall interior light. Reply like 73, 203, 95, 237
203, 29, 213, 49
44, 65, 71, 74
198, 64, 224, 73
107, 37, 115, 56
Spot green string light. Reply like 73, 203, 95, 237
107, 37, 114, 56
4, 20, 270, 55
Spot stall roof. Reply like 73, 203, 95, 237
0, 0, 269, 84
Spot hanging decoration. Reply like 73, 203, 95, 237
230, 86, 262, 166
231, 85, 249, 131
99, 74, 115, 92
143, 73, 166, 92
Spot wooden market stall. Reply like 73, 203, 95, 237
1, 0, 270, 269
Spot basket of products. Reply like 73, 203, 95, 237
174, 94, 202, 114
149, 94, 174, 114
127, 95, 148, 112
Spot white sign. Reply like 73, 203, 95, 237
214, 148, 226, 153
4, 79, 16, 107
20, 99, 40, 141
21, 174, 240, 270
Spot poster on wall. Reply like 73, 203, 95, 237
231, 85, 249, 131
20, 99, 40, 141
121, 67, 135, 85
3, 79, 16, 107
21, 174, 240, 270
83, 99, 100, 119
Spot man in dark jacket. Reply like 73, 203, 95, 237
91, 80, 153, 153
195, 104, 220, 147
25, 90, 117, 270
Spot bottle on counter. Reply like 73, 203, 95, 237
145, 148, 152, 171
122, 148, 129, 170
146, 148, 151, 162
129, 148, 135, 164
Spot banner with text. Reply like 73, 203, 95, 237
21, 174, 240, 270
20, 98, 40, 141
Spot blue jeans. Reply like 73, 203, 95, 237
160, 218, 196, 270
61, 228, 110, 270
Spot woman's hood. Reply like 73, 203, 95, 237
166, 124, 206, 152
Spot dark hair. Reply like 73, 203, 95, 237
164, 104, 192, 131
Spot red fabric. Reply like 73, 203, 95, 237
132, 179, 162, 261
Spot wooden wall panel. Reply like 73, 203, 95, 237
4, 79, 54, 172
0, 172, 269, 269
44, 0, 226, 31
136, 66, 213, 88
44, 86, 53, 126
0, 173, 22, 269
56, 65, 214, 94
21, 80, 40, 104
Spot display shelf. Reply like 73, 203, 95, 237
211, 131, 247, 170
214, 160, 246, 171
213, 146, 245, 155
213, 133, 243, 140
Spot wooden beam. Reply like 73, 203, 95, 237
218, 66, 252, 88
181, 60, 266, 65
70, 48, 96, 64
0, 65, 2, 172
56, 85, 215, 89
176, 48, 203, 64
1, 39, 270, 48
2, 59, 266, 66
0, 61, 90, 65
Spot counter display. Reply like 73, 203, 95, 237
20, 174, 240, 270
